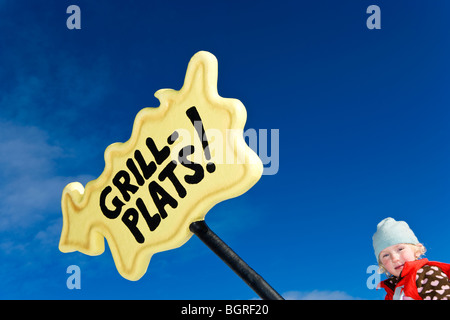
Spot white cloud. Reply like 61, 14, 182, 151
282, 290, 358, 300
0, 120, 94, 232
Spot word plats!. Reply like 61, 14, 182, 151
99, 106, 215, 243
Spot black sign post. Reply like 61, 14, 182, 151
189, 220, 284, 300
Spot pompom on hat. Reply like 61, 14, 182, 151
372, 217, 419, 262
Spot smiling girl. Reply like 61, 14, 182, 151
373, 218, 450, 300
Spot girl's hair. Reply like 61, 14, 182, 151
378, 243, 427, 276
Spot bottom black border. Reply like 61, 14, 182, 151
1, 299, 442, 318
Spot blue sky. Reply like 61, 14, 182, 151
1, 0, 450, 299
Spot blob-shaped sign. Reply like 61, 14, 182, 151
59, 51, 263, 280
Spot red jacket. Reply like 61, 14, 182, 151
379, 259, 450, 300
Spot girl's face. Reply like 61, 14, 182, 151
379, 244, 419, 277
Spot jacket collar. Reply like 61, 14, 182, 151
400, 258, 429, 277
378, 258, 429, 292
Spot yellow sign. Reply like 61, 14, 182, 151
59, 51, 263, 280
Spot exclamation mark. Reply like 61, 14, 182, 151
186, 106, 216, 173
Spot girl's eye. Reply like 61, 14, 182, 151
382, 254, 389, 258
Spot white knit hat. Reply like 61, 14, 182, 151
372, 217, 419, 262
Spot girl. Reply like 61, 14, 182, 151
373, 217, 450, 300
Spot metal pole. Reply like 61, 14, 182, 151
189, 220, 284, 300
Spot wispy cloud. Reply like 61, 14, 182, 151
0, 117, 98, 298
251, 289, 360, 300
0, 2, 111, 234
282, 290, 359, 300
0, 17, 112, 293
0, 119, 94, 237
